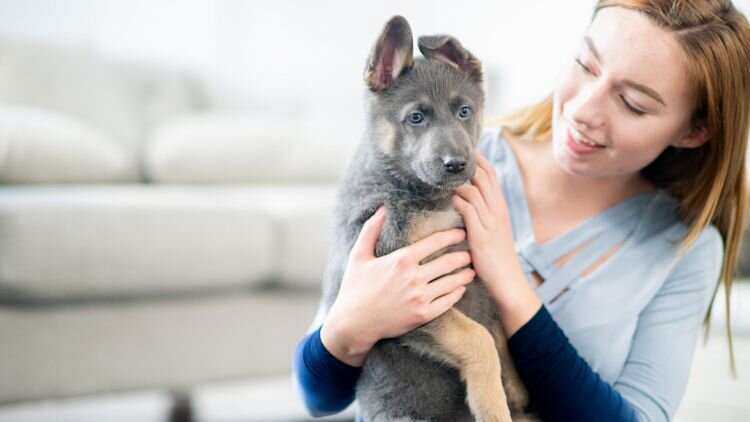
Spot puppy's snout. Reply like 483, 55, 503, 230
443, 157, 467, 174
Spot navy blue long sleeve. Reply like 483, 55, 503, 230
507, 305, 638, 422
293, 326, 361, 417
295, 309, 637, 421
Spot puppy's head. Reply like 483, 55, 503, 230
364, 16, 485, 191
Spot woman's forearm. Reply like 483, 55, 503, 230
294, 326, 362, 416
484, 258, 636, 420
507, 306, 638, 421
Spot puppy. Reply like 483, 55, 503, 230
319, 16, 528, 422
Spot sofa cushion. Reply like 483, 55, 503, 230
0, 185, 340, 302
0, 106, 139, 183
0, 186, 280, 302
0, 290, 320, 403
145, 111, 357, 184
251, 186, 339, 289
0, 39, 144, 154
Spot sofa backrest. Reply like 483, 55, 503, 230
0, 37, 204, 183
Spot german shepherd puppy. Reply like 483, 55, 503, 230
319, 16, 528, 421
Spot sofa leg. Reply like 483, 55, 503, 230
169, 390, 194, 422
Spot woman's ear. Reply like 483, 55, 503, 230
672, 122, 709, 149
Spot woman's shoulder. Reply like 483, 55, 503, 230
638, 191, 721, 242
674, 220, 724, 275
635, 191, 724, 277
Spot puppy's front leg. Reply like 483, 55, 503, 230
489, 323, 529, 414
401, 308, 512, 422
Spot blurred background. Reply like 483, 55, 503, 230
0, 1, 749, 421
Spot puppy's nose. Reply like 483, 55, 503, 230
443, 157, 467, 174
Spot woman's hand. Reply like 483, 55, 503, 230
321, 205, 475, 366
452, 152, 518, 292
452, 151, 541, 335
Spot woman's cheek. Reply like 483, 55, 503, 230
552, 66, 582, 139
607, 125, 667, 174
555, 65, 582, 105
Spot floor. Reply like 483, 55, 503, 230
1, 284, 748, 422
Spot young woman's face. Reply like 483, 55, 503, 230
551, 7, 704, 180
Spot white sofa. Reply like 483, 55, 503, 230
0, 38, 356, 410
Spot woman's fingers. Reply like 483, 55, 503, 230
472, 156, 502, 214
351, 205, 387, 261
427, 285, 467, 320
474, 152, 505, 215
452, 194, 483, 237
476, 152, 501, 192
405, 228, 467, 262
420, 250, 472, 282
454, 183, 492, 229
425, 267, 475, 300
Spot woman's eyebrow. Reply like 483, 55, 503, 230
584, 36, 602, 62
623, 80, 666, 106
584, 35, 666, 106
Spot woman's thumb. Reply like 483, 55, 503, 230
352, 205, 387, 260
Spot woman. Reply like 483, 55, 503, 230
295, 1, 750, 421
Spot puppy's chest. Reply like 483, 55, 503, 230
406, 206, 464, 244
373, 200, 466, 258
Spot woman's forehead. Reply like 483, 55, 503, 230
588, 7, 694, 108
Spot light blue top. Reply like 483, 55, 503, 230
478, 127, 724, 422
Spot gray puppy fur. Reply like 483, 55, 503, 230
319, 16, 528, 422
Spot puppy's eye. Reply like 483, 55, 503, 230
458, 106, 472, 119
408, 112, 424, 124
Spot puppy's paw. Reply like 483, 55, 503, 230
470, 394, 512, 422
465, 369, 512, 422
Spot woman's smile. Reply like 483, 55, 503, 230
566, 124, 606, 155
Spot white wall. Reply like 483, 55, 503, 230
1, 0, 750, 119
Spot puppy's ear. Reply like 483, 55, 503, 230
418, 35, 482, 82
364, 16, 414, 92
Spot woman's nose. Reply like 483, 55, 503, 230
567, 82, 607, 129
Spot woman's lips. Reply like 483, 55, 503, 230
566, 127, 605, 155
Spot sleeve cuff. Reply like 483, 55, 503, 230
507, 305, 564, 358
302, 326, 362, 389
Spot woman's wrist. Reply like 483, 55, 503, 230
485, 258, 542, 337
320, 309, 376, 367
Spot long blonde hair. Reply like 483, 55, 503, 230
498, 0, 750, 374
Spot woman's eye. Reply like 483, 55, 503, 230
620, 96, 646, 116
575, 57, 592, 74
408, 112, 424, 124
458, 106, 472, 119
